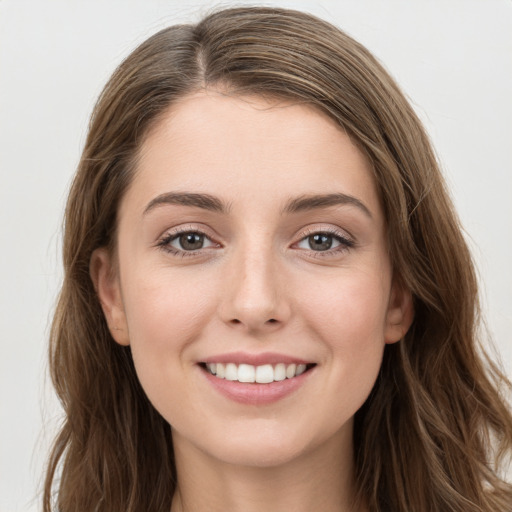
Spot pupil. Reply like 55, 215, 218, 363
180, 233, 204, 250
309, 234, 332, 251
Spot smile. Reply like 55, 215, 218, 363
203, 362, 314, 383
198, 352, 317, 404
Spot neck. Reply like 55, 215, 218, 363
170, 427, 365, 512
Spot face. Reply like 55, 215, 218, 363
91, 91, 412, 469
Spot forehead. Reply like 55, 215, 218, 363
125, 90, 381, 219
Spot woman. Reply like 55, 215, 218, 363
43, 6, 512, 512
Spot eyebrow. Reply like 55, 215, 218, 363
143, 191, 372, 218
144, 192, 228, 215
283, 193, 372, 218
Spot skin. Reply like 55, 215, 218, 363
91, 91, 413, 512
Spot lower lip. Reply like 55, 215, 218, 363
200, 366, 314, 405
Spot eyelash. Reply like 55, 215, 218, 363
294, 227, 355, 258
156, 226, 355, 258
156, 226, 218, 258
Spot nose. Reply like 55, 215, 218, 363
218, 242, 291, 334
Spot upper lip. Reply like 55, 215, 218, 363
200, 351, 314, 366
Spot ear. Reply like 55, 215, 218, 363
89, 248, 130, 346
384, 276, 414, 344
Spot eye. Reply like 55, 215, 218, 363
172, 232, 210, 251
158, 229, 217, 254
299, 233, 337, 251
295, 230, 354, 253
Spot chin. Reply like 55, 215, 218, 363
192, 418, 343, 469
212, 438, 307, 468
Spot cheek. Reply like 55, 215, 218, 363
123, 266, 214, 340
302, 269, 390, 346
120, 267, 216, 393
298, 269, 389, 392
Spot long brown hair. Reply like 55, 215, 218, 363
44, 7, 512, 511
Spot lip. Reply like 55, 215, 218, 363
198, 353, 316, 405
201, 351, 312, 366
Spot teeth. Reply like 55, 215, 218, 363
274, 363, 286, 381
205, 362, 311, 383
238, 363, 255, 383
296, 364, 307, 376
225, 363, 238, 381
255, 364, 274, 383
285, 363, 296, 379
216, 363, 225, 379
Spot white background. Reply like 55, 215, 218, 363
0, 1, 511, 510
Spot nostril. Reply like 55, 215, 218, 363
227, 318, 280, 328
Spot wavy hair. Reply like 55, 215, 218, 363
44, 6, 512, 511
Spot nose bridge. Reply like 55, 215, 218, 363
221, 235, 289, 331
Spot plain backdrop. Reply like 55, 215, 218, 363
0, 0, 511, 510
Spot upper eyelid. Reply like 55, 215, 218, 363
294, 225, 354, 243
158, 224, 218, 241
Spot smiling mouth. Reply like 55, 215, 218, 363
199, 362, 316, 384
